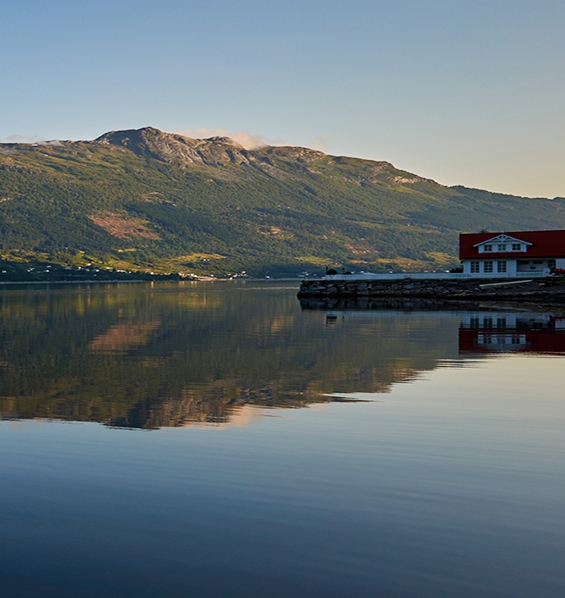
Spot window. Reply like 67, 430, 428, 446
484, 318, 493, 329
548, 260, 556, 269
483, 244, 493, 252
470, 261, 480, 273
497, 261, 507, 273
470, 317, 480, 328
483, 261, 493, 273
497, 318, 506, 329
497, 244, 506, 251
518, 260, 529, 265
512, 243, 521, 251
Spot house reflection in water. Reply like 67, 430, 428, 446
459, 312, 565, 355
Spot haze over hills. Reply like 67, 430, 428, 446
1, 126, 565, 277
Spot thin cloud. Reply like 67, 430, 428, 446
4, 134, 44, 143
2, 134, 62, 146
172, 128, 289, 150
309, 137, 332, 153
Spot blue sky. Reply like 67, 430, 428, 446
1, 0, 564, 197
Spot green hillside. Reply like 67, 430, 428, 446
1, 126, 564, 277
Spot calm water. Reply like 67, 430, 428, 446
0, 282, 564, 597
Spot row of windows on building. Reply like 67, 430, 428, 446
478, 334, 526, 346
470, 260, 507, 273
482, 243, 523, 252
469, 317, 507, 328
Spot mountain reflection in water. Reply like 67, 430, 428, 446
1, 282, 563, 429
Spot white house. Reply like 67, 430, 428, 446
460, 230, 565, 277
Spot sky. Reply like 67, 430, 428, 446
1, 0, 564, 197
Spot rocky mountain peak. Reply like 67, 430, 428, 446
95, 127, 251, 167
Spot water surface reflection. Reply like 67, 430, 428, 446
1, 284, 564, 598
0, 283, 564, 429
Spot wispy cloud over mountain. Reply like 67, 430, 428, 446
309, 137, 331, 153
2, 134, 62, 145
172, 128, 289, 149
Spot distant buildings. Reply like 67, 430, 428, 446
460, 230, 565, 277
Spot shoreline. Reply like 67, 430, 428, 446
0, 279, 150, 286
0, 277, 303, 287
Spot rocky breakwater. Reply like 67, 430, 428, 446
297, 277, 565, 305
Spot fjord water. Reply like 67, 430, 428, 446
0, 283, 564, 598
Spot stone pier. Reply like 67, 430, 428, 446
297, 276, 565, 304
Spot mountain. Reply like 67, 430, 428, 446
1, 126, 565, 277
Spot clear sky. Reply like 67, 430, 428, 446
2, 0, 564, 197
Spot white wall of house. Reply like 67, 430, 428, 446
516, 259, 554, 274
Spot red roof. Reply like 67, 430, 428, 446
460, 229, 565, 259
